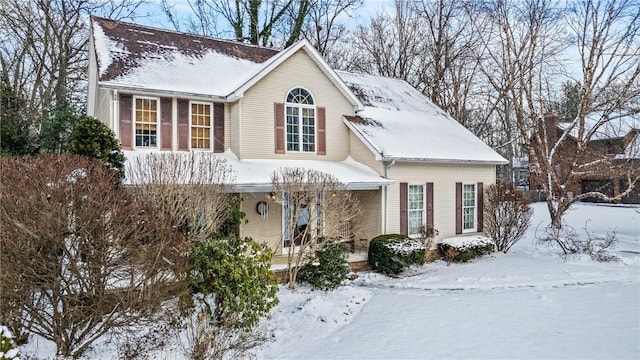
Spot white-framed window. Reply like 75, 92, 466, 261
285, 88, 315, 152
190, 101, 212, 150
408, 184, 425, 236
463, 183, 477, 232
134, 96, 159, 148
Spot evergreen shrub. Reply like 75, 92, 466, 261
368, 234, 426, 275
438, 236, 495, 263
298, 241, 350, 290
69, 116, 125, 180
0, 326, 21, 360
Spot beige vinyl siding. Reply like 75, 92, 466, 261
386, 162, 496, 241
239, 49, 354, 160
240, 190, 382, 254
353, 190, 382, 242
349, 132, 383, 175
95, 88, 113, 129
240, 193, 283, 251
223, 103, 231, 152
229, 101, 241, 155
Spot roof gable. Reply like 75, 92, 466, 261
339, 71, 507, 164
90, 17, 361, 108
91, 17, 278, 97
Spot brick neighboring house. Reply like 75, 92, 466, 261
529, 112, 640, 204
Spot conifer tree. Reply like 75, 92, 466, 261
69, 116, 125, 180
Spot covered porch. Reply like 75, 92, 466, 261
220, 151, 392, 256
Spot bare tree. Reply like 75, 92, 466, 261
0, 155, 189, 358
271, 168, 362, 289
126, 152, 236, 243
346, 1, 425, 82
0, 0, 147, 112
475, 0, 639, 254
160, 0, 314, 47
300, 0, 361, 65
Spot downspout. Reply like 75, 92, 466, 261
382, 159, 396, 234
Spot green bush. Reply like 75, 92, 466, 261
190, 236, 279, 329
69, 116, 125, 180
368, 234, 426, 275
438, 236, 495, 263
0, 325, 21, 360
298, 241, 350, 290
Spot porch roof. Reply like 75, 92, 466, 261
123, 150, 393, 192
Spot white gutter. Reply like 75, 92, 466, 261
380, 156, 508, 165
234, 181, 391, 193
100, 83, 227, 102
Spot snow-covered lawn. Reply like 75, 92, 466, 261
255, 202, 639, 360
21, 202, 640, 359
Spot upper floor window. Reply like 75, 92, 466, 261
191, 102, 212, 149
408, 185, 425, 236
286, 88, 315, 152
463, 183, 477, 232
135, 97, 159, 148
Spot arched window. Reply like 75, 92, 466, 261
285, 88, 315, 152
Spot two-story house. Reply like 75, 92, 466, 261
528, 112, 640, 204
87, 17, 507, 255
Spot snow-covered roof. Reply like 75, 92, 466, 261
557, 112, 640, 141
91, 17, 278, 98
554, 112, 640, 160
337, 71, 507, 164
91, 17, 361, 107
123, 150, 393, 192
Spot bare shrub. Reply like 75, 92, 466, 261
271, 168, 363, 289
536, 221, 619, 262
0, 154, 190, 358
181, 295, 267, 360
581, 227, 619, 262
126, 152, 235, 243
484, 183, 533, 253
416, 224, 439, 251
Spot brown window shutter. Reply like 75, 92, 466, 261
119, 94, 132, 150
455, 182, 462, 234
160, 97, 172, 150
477, 182, 484, 232
317, 106, 326, 155
274, 102, 285, 154
177, 99, 189, 151
426, 182, 434, 227
400, 182, 408, 236
214, 103, 225, 153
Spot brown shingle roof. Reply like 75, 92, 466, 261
92, 17, 280, 82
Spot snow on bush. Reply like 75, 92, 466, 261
368, 234, 426, 275
438, 236, 495, 264
0, 326, 21, 360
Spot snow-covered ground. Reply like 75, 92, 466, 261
20, 202, 640, 359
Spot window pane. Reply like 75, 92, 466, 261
135, 98, 158, 147
462, 184, 476, 230
191, 103, 212, 149
408, 185, 425, 235
287, 88, 314, 105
